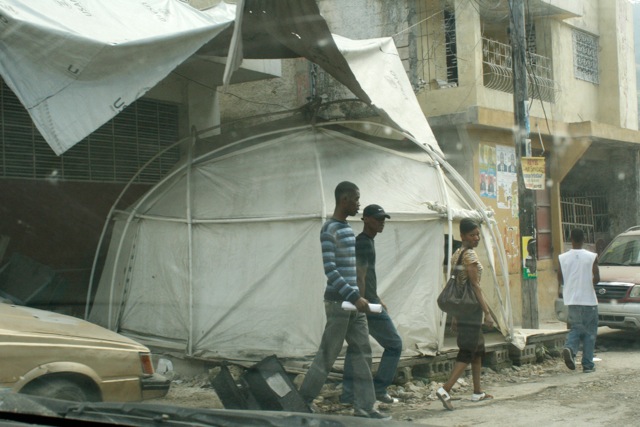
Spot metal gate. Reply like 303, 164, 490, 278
560, 194, 608, 244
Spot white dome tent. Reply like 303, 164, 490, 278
87, 118, 514, 362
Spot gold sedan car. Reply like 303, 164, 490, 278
0, 303, 170, 402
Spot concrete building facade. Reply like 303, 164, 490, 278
412, 0, 640, 323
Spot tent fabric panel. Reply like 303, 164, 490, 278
200, 0, 372, 103
138, 172, 190, 219
369, 220, 444, 355
190, 220, 326, 359
333, 36, 442, 154
117, 220, 191, 343
145, 126, 448, 222
314, 130, 445, 215
88, 217, 135, 330
189, 136, 323, 220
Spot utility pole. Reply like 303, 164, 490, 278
509, 0, 539, 329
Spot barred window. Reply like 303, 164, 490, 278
572, 29, 599, 84
1, 79, 180, 184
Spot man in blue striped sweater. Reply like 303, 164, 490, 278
299, 181, 390, 420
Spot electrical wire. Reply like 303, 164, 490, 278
392, 9, 444, 38
171, 69, 293, 111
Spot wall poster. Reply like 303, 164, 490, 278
496, 145, 518, 217
479, 144, 496, 199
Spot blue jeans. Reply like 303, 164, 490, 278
565, 305, 598, 371
342, 307, 402, 399
299, 301, 376, 411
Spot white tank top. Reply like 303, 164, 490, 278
558, 248, 598, 306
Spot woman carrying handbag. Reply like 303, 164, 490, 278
436, 218, 494, 410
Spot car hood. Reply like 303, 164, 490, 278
0, 303, 147, 351
599, 266, 640, 285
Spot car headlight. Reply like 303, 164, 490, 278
630, 285, 640, 298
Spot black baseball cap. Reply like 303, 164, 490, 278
362, 204, 390, 219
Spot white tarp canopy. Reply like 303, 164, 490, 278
88, 120, 514, 361
0, 0, 439, 155
0, 0, 235, 155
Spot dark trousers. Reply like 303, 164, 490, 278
342, 307, 402, 398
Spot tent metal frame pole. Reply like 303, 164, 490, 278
312, 129, 328, 222
432, 158, 454, 351
186, 130, 196, 357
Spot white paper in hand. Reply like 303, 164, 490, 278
341, 301, 382, 313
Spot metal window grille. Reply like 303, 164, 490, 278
526, 21, 537, 55
572, 29, 599, 84
444, 9, 458, 85
1, 79, 180, 184
415, 5, 459, 90
482, 37, 556, 102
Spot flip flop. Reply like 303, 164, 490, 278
436, 387, 454, 410
471, 392, 494, 402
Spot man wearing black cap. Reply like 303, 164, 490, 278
341, 204, 403, 405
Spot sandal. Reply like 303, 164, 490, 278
471, 392, 494, 402
436, 387, 454, 410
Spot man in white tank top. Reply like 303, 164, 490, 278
557, 228, 600, 373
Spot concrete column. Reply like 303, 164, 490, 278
597, 0, 638, 130
453, 0, 482, 89
187, 82, 220, 138
549, 136, 593, 266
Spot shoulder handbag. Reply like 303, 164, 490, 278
437, 248, 479, 317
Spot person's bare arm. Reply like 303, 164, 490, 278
592, 256, 600, 285
557, 266, 564, 286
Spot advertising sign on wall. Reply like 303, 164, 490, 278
522, 157, 546, 190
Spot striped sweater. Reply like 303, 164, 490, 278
321, 218, 360, 303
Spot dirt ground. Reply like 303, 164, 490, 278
148, 328, 640, 426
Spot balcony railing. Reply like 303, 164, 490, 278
482, 37, 556, 103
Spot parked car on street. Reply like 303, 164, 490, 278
0, 303, 170, 402
555, 226, 640, 330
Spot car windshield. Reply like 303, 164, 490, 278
599, 235, 640, 266
2, 0, 640, 426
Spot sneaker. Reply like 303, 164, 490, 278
583, 367, 596, 373
376, 393, 399, 404
353, 408, 392, 420
562, 347, 576, 370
